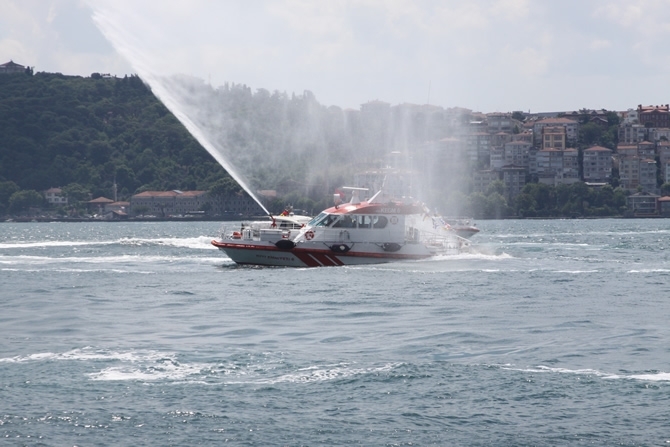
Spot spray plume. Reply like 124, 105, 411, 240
91, 5, 270, 215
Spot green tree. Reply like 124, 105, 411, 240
579, 122, 602, 146
8, 190, 44, 214
485, 180, 505, 197
210, 177, 242, 197
62, 183, 91, 203
0, 181, 20, 207
486, 192, 508, 219
515, 193, 537, 217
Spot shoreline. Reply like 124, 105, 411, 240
2, 216, 265, 223
3, 214, 667, 223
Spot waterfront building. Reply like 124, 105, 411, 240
44, 188, 67, 206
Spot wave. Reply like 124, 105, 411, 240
124, 236, 216, 250
493, 229, 670, 239
499, 364, 670, 382
429, 251, 514, 262
0, 347, 169, 364
1, 267, 156, 274
89, 360, 209, 382
92, 358, 401, 385
496, 241, 592, 247
0, 254, 227, 265
0, 347, 209, 382
0, 347, 402, 385
0, 236, 217, 250
232, 362, 401, 385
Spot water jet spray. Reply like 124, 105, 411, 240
91, 6, 270, 216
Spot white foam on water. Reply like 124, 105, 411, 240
629, 372, 670, 381
500, 364, 670, 382
151, 236, 218, 250
627, 269, 670, 274
428, 252, 514, 262
88, 361, 208, 382
0, 254, 208, 265
0, 240, 115, 249
0, 236, 217, 251
0, 347, 213, 382
229, 362, 401, 385
0, 347, 171, 364
1, 267, 155, 274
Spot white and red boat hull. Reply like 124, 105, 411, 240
211, 190, 472, 267
211, 240, 436, 267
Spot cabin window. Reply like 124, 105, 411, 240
356, 215, 372, 228
308, 213, 328, 227
311, 214, 338, 227
323, 215, 338, 227
333, 215, 356, 228
373, 216, 388, 229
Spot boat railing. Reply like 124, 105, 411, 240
405, 227, 421, 243
413, 227, 471, 252
219, 223, 292, 242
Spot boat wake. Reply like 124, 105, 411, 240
428, 251, 513, 262
0, 236, 217, 250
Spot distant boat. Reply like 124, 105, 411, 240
212, 188, 471, 267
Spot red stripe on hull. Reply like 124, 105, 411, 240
212, 239, 433, 267
292, 251, 322, 267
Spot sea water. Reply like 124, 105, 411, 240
1, 219, 669, 446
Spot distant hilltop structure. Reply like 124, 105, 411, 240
0, 60, 31, 75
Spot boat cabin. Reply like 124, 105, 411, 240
301, 201, 428, 244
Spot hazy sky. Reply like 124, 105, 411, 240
1, 0, 669, 113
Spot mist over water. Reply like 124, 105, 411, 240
90, 3, 471, 214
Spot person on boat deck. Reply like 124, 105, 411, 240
333, 216, 355, 228
323, 215, 337, 226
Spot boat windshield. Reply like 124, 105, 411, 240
307, 213, 390, 229
308, 212, 339, 227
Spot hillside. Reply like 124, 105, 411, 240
0, 71, 638, 219
0, 72, 230, 200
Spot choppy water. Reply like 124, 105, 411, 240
1, 219, 670, 446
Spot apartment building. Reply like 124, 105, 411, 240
583, 146, 613, 182
504, 140, 532, 167
532, 117, 579, 146
536, 148, 579, 185
501, 165, 527, 201
541, 126, 566, 150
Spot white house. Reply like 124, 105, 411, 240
44, 188, 67, 205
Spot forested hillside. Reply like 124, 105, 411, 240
0, 72, 233, 209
